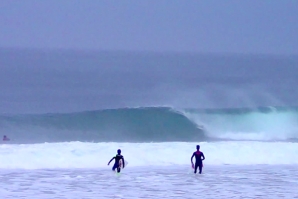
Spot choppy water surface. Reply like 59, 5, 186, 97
1, 165, 297, 199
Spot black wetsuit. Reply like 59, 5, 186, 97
193, 151, 204, 174
112, 154, 124, 173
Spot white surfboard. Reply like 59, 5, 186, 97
119, 159, 128, 169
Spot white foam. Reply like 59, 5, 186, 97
0, 141, 298, 169
183, 110, 298, 141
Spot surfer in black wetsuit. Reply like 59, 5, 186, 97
107, 149, 125, 173
3, 135, 10, 141
191, 145, 205, 174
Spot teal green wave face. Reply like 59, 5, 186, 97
2, 106, 298, 143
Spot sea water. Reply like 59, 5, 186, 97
0, 165, 297, 198
1, 142, 298, 198
1, 50, 298, 198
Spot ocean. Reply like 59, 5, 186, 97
0, 49, 298, 198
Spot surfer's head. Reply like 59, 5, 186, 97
196, 145, 200, 150
117, 149, 121, 154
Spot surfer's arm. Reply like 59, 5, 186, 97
191, 153, 195, 165
122, 157, 125, 168
201, 153, 205, 161
107, 157, 115, 165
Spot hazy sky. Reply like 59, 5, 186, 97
0, 0, 297, 54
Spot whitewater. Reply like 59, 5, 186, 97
1, 141, 298, 169
1, 50, 298, 198
1, 141, 298, 198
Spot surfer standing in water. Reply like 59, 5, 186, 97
3, 135, 10, 141
108, 149, 125, 173
191, 145, 205, 174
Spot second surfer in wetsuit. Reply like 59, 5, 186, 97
3, 135, 10, 141
191, 145, 205, 174
107, 149, 125, 173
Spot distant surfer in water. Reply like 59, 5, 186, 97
191, 145, 205, 174
108, 149, 125, 173
3, 135, 10, 141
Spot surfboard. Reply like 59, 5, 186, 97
191, 163, 203, 169
119, 160, 128, 169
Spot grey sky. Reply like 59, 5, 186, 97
0, 0, 297, 54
